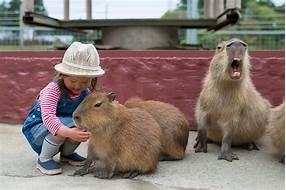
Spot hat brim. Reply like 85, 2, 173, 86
54, 63, 105, 77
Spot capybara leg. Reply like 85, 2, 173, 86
194, 129, 208, 153
73, 160, 94, 176
240, 142, 260, 151
122, 171, 140, 178
73, 145, 98, 176
93, 162, 116, 179
218, 130, 239, 162
194, 112, 208, 153
280, 155, 285, 164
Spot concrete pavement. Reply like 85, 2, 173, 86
0, 123, 284, 190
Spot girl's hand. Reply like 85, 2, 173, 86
68, 127, 91, 142
57, 126, 91, 142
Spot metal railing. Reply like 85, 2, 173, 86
0, 12, 284, 50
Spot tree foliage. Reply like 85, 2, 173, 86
162, 0, 284, 20
161, 0, 284, 49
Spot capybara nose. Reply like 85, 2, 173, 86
226, 39, 247, 61
73, 113, 81, 123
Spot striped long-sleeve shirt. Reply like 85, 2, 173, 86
38, 82, 84, 135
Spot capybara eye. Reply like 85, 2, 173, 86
94, 102, 102, 107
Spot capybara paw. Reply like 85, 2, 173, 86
240, 142, 260, 151
218, 151, 239, 162
195, 146, 207, 153
248, 143, 259, 151
194, 139, 207, 153
122, 171, 140, 178
73, 168, 89, 176
194, 133, 207, 153
93, 170, 113, 179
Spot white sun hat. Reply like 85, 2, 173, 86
54, 41, 105, 77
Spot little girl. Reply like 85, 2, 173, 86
22, 42, 105, 175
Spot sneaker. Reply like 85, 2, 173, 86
36, 159, 62, 175
60, 153, 86, 166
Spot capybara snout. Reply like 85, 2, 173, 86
226, 39, 248, 80
212, 38, 250, 81
73, 113, 81, 124
73, 92, 116, 132
226, 39, 247, 63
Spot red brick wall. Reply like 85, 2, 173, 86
0, 50, 284, 129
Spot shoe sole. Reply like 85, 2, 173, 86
60, 157, 86, 166
36, 163, 62, 175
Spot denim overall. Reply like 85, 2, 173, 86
22, 83, 88, 154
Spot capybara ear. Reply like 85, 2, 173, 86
107, 92, 116, 102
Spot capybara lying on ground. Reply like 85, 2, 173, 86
73, 92, 162, 178
267, 102, 285, 163
194, 38, 271, 162
125, 97, 190, 161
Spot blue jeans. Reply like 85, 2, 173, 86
28, 117, 74, 154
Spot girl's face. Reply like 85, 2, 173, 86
63, 76, 92, 96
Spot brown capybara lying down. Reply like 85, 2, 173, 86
72, 92, 162, 179
194, 38, 271, 162
267, 102, 285, 163
125, 97, 190, 161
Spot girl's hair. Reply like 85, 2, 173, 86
54, 72, 98, 96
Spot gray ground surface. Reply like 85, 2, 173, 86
0, 123, 284, 190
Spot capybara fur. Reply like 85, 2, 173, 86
194, 38, 271, 162
267, 102, 285, 163
73, 92, 162, 178
125, 97, 190, 161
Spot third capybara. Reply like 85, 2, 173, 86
125, 97, 190, 160
267, 102, 285, 163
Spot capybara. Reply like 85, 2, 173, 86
194, 38, 271, 162
72, 92, 162, 178
125, 97, 190, 160
267, 102, 285, 163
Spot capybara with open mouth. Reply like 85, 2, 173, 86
194, 38, 271, 162
73, 92, 162, 178
125, 97, 190, 161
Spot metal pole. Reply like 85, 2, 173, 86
64, 0, 69, 20
226, 0, 235, 9
204, 0, 214, 18
186, 0, 199, 44
105, 1, 108, 19
20, 0, 34, 47
214, 0, 224, 17
235, 0, 241, 9
86, 0, 92, 20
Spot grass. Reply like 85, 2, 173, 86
0, 45, 51, 51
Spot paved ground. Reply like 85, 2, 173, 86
0, 123, 284, 190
